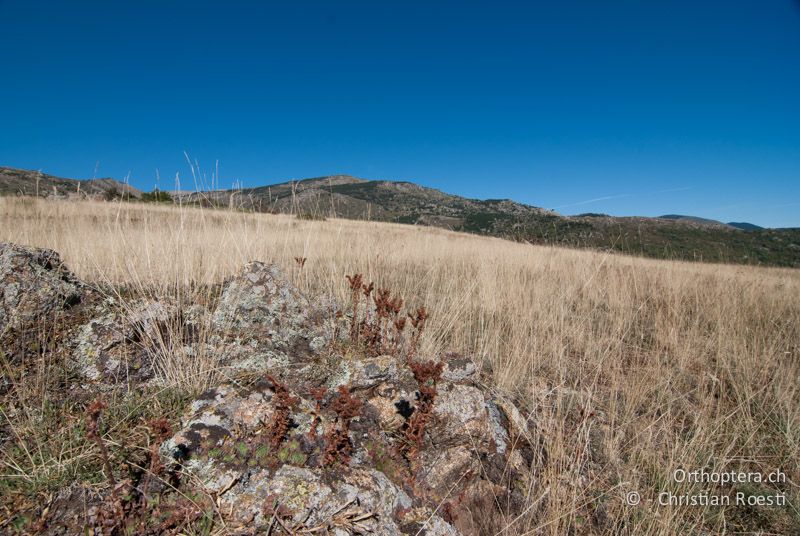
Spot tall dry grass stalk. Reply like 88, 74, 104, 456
1, 196, 798, 534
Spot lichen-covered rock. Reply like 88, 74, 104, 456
215, 465, 454, 535
162, 376, 464, 533
162, 264, 538, 535
211, 262, 335, 372
440, 352, 479, 383
1, 244, 540, 535
0, 242, 86, 346
164, 358, 536, 534
71, 299, 175, 383
328, 354, 416, 391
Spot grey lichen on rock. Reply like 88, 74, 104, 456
161, 264, 539, 535
0, 242, 86, 345
0, 243, 541, 535
71, 299, 175, 383
211, 261, 336, 374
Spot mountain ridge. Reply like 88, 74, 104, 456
2, 166, 797, 267
0, 166, 142, 199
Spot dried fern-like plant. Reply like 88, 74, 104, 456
85, 397, 116, 487
265, 375, 299, 448
322, 385, 363, 467
345, 274, 364, 342
403, 359, 444, 469
406, 306, 429, 361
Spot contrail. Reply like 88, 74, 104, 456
553, 186, 693, 210
553, 194, 633, 210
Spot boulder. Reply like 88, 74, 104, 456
210, 262, 335, 373
71, 299, 175, 383
0, 242, 85, 344
162, 265, 538, 535
0, 246, 541, 535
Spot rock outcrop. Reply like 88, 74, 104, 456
163, 261, 537, 535
0, 243, 540, 535
210, 261, 336, 374
71, 299, 175, 383
0, 243, 88, 361
0, 243, 84, 335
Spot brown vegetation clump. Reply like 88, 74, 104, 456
307, 386, 328, 441
403, 359, 444, 466
406, 306, 428, 361
345, 273, 364, 341
322, 385, 363, 467
344, 273, 411, 357
140, 418, 174, 504
339, 273, 445, 477
85, 398, 116, 487
372, 288, 404, 354
265, 375, 299, 448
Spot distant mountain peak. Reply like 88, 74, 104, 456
1, 166, 797, 267
658, 214, 735, 229
0, 166, 142, 198
727, 222, 764, 231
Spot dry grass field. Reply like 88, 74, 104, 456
1, 196, 799, 534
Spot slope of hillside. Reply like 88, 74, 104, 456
1, 197, 798, 535
175, 175, 800, 267
175, 175, 554, 223
0, 166, 142, 199
658, 214, 735, 228
728, 221, 765, 231
3, 166, 798, 267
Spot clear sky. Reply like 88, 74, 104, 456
1, 1, 798, 227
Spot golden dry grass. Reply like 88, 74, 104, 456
1, 196, 799, 534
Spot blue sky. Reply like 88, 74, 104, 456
1, 1, 798, 227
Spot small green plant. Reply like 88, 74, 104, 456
254, 444, 270, 460
277, 439, 307, 465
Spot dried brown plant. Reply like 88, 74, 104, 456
322, 386, 363, 467
403, 359, 444, 467
139, 417, 174, 512
345, 274, 364, 341
362, 281, 374, 299
265, 375, 299, 448
89, 479, 133, 534
85, 397, 116, 487
406, 306, 429, 361
370, 288, 404, 354
392, 316, 407, 354
293, 256, 307, 268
